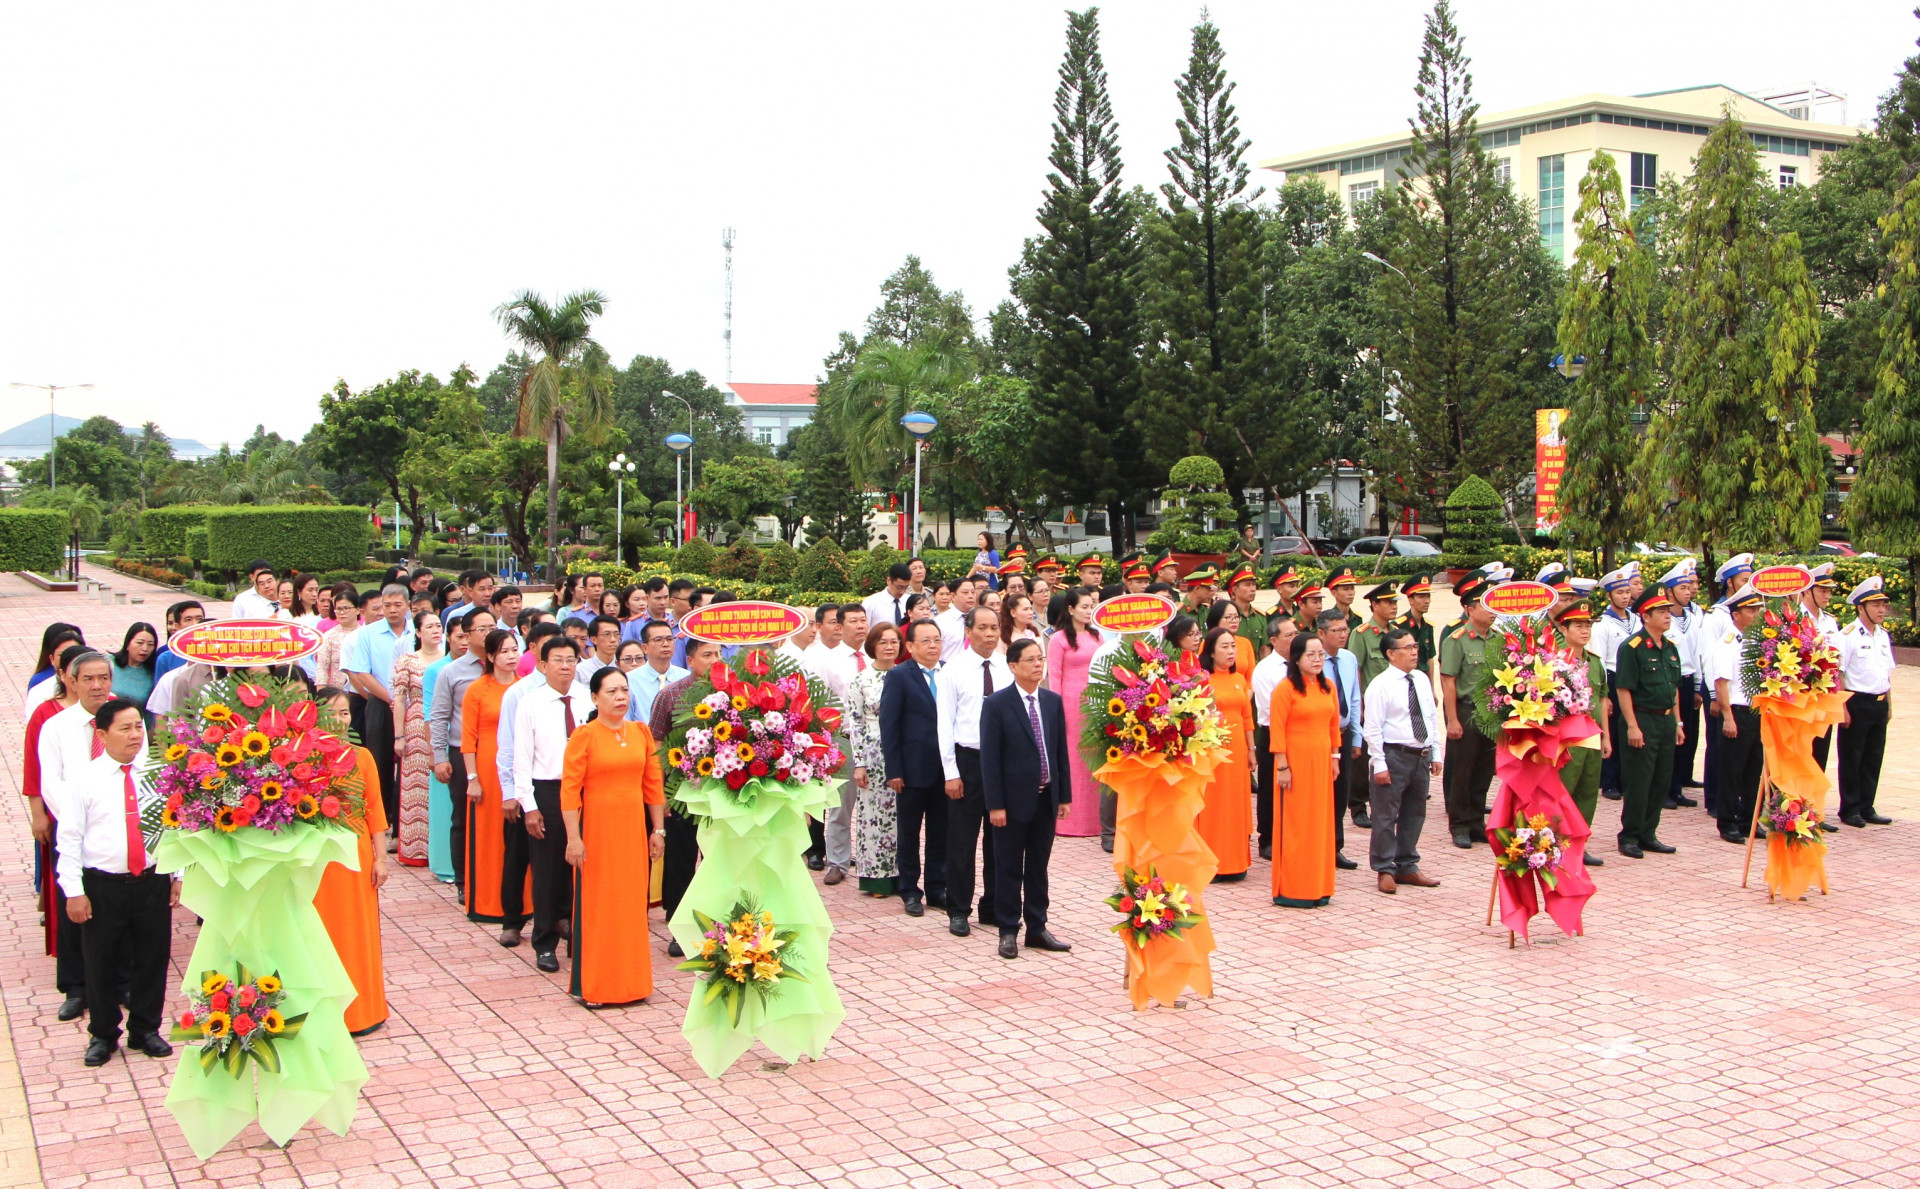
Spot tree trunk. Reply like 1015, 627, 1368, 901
545, 419, 561, 582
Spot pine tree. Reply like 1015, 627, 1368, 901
1015, 8, 1146, 545
1372, 0, 1560, 524
1554, 151, 1654, 569
1640, 111, 1825, 555
1134, 15, 1306, 510
1851, 169, 1920, 613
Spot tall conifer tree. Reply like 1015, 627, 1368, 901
1640, 112, 1825, 555
1555, 151, 1654, 569
1851, 169, 1920, 610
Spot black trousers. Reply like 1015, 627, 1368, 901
1838, 693, 1890, 820
445, 748, 468, 892
1346, 738, 1371, 819
79, 870, 170, 1043
1702, 692, 1722, 815
1600, 673, 1624, 793
661, 805, 698, 922
1716, 706, 1764, 835
945, 748, 997, 924
1812, 724, 1832, 773
807, 816, 825, 861
895, 783, 949, 902
523, 779, 573, 956
499, 800, 533, 931
354, 694, 400, 829
991, 801, 1055, 937
1670, 680, 1701, 798
1443, 703, 1496, 837
1254, 725, 1274, 851
48, 833, 87, 996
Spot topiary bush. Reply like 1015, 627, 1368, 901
185, 525, 210, 563
794, 536, 855, 593
711, 538, 764, 581
1146, 455, 1238, 553
141, 505, 213, 558
0, 509, 69, 573
758, 540, 798, 584
1443, 475, 1504, 567
205, 505, 371, 573
853, 546, 906, 592
674, 538, 719, 574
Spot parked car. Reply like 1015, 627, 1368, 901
1817, 540, 1858, 556
1265, 535, 1341, 558
1341, 535, 1442, 558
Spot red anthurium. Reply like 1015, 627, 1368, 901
711, 662, 736, 690
816, 706, 843, 733
236, 683, 269, 708
789, 691, 813, 730
745, 649, 771, 676
1112, 666, 1140, 688
1132, 639, 1157, 661
227, 713, 250, 733
257, 707, 288, 738
326, 748, 357, 775
285, 700, 317, 732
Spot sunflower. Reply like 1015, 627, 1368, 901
1144, 692, 1162, 708
666, 747, 686, 767
295, 796, 319, 819
735, 742, 755, 762
1106, 746, 1124, 762
256, 974, 282, 994
199, 774, 222, 791
692, 702, 713, 719
696, 756, 716, 776
213, 806, 238, 832
164, 743, 189, 762
240, 732, 271, 758
204, 1011, 231, 1039
259, 780, 284, 802
1132, 725, 1148, 742
262, 1009, 285, 1034
1107, 697, 1126, 716
713, 721, 733, 742
201, 972, 229, 995
731, 694, 749, 711
215, 744, 243, 768
161, 805, 181, 828
201, 703, 233, 723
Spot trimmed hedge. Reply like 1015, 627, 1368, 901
185, 525, 209, 563
141, 506, 213, 557
206, 505, 370, 573
0, 509, 68, 573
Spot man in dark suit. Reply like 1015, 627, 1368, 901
880, 619, 949, 917
979, 637, 1072, 959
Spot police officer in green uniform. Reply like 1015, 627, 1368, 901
1439, 574, 1497, 848
1612, 586, 1686, 859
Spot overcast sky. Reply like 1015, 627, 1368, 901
4, 1, 1915, 448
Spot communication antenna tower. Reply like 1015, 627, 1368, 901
722, 227, 735, 382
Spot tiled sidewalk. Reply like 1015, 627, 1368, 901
3, 565, 1918, 1189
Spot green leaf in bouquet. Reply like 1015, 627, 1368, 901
277, 1011, 308, 1039
250, 1035, 281, 1075
222, 1037, 246, 1078
199, 1043, 222, 1074
703, 978, 728, 1006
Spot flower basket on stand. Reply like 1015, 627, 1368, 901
1083, 636, 1231, 1008
147, 676, 369, 1159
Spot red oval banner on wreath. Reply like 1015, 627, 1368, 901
1481, 581, 1556, 617
168, 618, 324, 666
678, 600, 809, 646
1092, 593, 1178, 635
1750, 564, 1814, 599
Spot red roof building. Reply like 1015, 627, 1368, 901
723, 383, 817, 447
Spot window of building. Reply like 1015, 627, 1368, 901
1495, 157, 1512, 189
1779, 165, 1798, 190
751, 416, 781, 446
1347, 180, 1378, 207
1538, 154, 1566, 259
1482, 128, 1522, 150
1629, 152, 1657, 209
1750, 132, 1811, 157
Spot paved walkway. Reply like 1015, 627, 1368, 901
2, 564, 1917, 1189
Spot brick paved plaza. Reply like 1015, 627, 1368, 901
0, 565, 1915, 1189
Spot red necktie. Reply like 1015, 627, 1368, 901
856, 653, 867, 672
562, 695, 576, 737
121, 764, 145, 876
91, 734, 104, 759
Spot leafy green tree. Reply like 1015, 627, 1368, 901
494, 289, 614, 578
69, 416, 127, 450
1851, 167, 1920, 611
689, 455, 797, 536
783, 418, 869, 550
1640, 111, 1825, 556
1372, 0, 1562, 522
931, 375, 1057, 550
610, 355, 754, 498
19, 436, 134, 504
1555, 151, 1654, 569
314, 370, 442, 557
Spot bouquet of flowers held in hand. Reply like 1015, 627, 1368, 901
1104, 867, 1204, 949
1493, 813, 1568, 890
171, 965, 307, 1076
1741, 603, 1841, 703
144, 676, 363, 838
675, 902, 808, 1026
1469, 618, 1596, 739
1765, 791, 1825, 847
1082, 638, 1229, 768
663, 650, 845, 812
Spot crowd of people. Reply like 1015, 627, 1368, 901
16, 542, 1902, 1061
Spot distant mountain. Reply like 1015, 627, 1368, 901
0, 414, 218, 460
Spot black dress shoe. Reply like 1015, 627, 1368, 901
948, 916, 971, 937
1259, 845, 1272, 860
1024, 929, 1071, 952
902, 895, 924, 917
1618, 840, 1645, 859
57, 995, 85, 1022
924, 891, 947, 910
1817, 820, 1839, 833
1101, 839, 1114, 854
82, 1038, 116, 1067
667, 940, 684, 958
1451, 832, 1473, 850
805, 853, 826, 872
1352, 812, 1373, 829
1602, 788, 1623, 801
1670, 793, 1699, 808
998, 935, 1018, 960
535, 951, 560, 973
1641, 838, 1676, 854
1335, 852, 1358, 870
1720, 828, 1747, 844
1583, 852, 1604, 867
1866, 812, 1893, 825
132, 1033, 173, 1058
1842, 815, 1867, 828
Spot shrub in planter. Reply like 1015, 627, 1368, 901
674, 538, 719, 575
711, 539, 764, 581
855, 546, 906, 592
757, 540, 798, 585
1145, 456, 1238, 555
206, 505, 370, 573
1443, 476, 1504, 570
794, 536, 855, 593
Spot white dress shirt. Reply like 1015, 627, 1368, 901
511, 681, 585, 811
863, 588, 908, 629
1838, 621, 1895, 695
937, 647, 1014, 780
495, 672, 588, 799
231, 589, 290, 620
1250, 651, 1289, 728
1593, 608, 1640, 673
935, 607, 969, 662
1711, 629, 1751, 707
1671, 603, 1702, 678
38, 702, 105, 820
803, 639, 846, 698
57, 754, 160, 896
1362, 666, 1440, 774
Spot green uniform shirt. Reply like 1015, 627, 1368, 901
1235, 605, 1268, 660
1439, 623, 1492, 701
1612, 628, 1682, 712
1343, 606, 1365, 632
1396, 613, 1436, 671
1349, 618, 1397, 688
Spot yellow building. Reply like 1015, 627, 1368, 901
1258, 84, 1859, 262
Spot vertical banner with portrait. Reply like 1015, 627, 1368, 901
1535, 408, 1569, 531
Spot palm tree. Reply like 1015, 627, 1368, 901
494, 289, 612, 578
836, 335, 966, 488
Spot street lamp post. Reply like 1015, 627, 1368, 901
665, 433, 694, 549
900, 412, 937, 558
608, 453, 636, 565
663, 388, 694, 490
8, 382, 94, 491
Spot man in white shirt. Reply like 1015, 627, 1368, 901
1592, 565, 1639, 803
1250, 617, 1298, 861
509, 635, 585, 971
1801, 564, 1842, 784
936, 608, 1012, 936
576, 615, 621, 685
1711, 586, 1766, 844
1837, 576, 1897, 828
626, 620, 689, 725
818, 604, 869, 885
863, 563, 913, 629
342, 583, 415, 829
803, 605, 844, 694
492, 621, 573, 946
59, 699, 180, 1066
835, 605, 869, 680
936, 577, 979, 662
39, 649, 118, 1021
1362, 628, 1443, 894
1660, 562, 1705, 808
230, 559, 289, 620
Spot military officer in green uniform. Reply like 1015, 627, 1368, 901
1324, 564, 1364, 631
1225, 563, 1268, 661
1350, 581, 1400, 687
1551, 600, 1609, 867
1292, 582, 1326, 635
1612, 586, 1686, 859
1439, 573, 1497, 848
1395, 573, 1437, 678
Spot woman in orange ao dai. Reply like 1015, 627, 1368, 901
461, 629, 527, 940
1269, 631, 1342, 908
1194, 627, 1256, 880
312, 686, 390, 1035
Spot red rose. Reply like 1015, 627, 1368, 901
291, 762, 316, 782
725, 768, 750, 791
210, 991, 230, 1012
1180, 719, 1196, 736
179, 1011, 196, 1029
1118, 896, 1135, 911
166, 793, 183, 810
237, 986, 257, 1008
201, 726, 223, 746
231, 1014, 256, 1035
231, 808, 254, 828
270, 746, 293, 767
241, 795, 262, 813
1105, 724, 1121, 737
749, 760, 769, 777
319, 796, 341, 819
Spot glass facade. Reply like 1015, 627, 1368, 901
1629, 152, 1658, 209
1538, 154, 1566, 259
